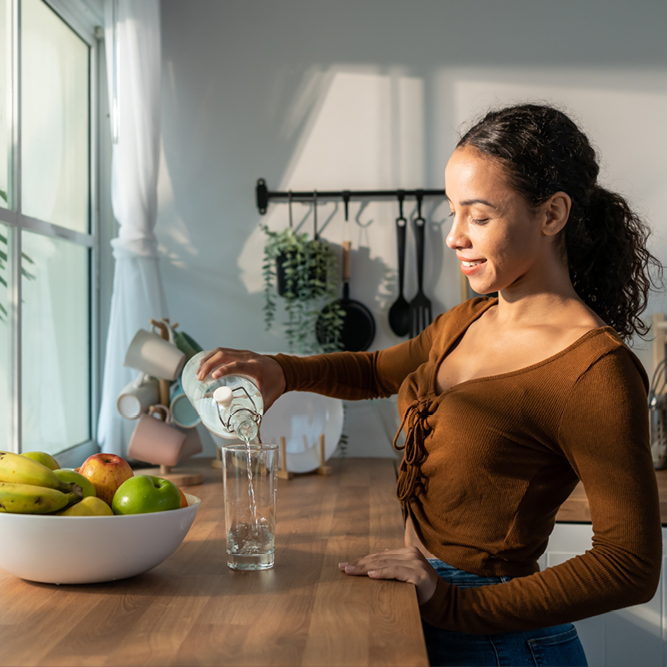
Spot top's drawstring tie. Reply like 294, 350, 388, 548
393, 400, 433, 502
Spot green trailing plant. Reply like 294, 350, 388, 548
261, 224, 345, 353
0, 189, 36, 322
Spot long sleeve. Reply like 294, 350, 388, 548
267, 314, 443, 401
419, 348, 663, 633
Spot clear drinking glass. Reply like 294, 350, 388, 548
222, 443, 278, 571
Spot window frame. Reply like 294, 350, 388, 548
0, 0, 101, 464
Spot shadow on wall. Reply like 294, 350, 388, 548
157, 1, 667, 365
158, 58, 457, 355
156, 3, 667, 462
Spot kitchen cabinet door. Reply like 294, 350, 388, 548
541, 524, 666, 667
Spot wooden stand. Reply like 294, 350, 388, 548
277, 434, 332, 479
141, 317, 203, 486
136, 464, 205, 487
278, 437, 294, 480
316, 434, 332, 476
149, 318, 177, 407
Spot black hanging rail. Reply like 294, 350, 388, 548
255, 178, 446, 215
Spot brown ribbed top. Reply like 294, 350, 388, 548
269, 297, 663, 633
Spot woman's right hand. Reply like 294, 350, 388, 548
196, 348, 286, 411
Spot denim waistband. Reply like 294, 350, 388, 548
427, 558, 514, 587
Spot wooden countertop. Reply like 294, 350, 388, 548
555, 468, 667, 524
0, 458, 428, 667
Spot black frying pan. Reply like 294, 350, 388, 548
317, 239, 376, 352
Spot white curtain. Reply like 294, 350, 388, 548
97, 0, 167, 455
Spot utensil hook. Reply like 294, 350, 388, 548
416, 190, 424, 220
397, 190, 406, 221
313, 190, 318, 239
288, 191, 293, 228
342, 190, 350, 222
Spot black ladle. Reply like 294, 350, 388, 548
388, 193, 410, 337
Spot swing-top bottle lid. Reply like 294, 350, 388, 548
213, 386, 233, 408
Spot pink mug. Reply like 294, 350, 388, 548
127, 405, 186, 467
178, 426, 203, 459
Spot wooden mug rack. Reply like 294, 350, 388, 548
135, 318, 204, 486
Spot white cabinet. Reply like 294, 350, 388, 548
539, 524, 667, 667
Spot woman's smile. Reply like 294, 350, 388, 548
445, 145, 551, 295
458, 256, 487, 275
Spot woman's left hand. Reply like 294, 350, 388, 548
339, 546, 439, 605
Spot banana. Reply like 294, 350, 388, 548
0, 451, 72, 492
0, 482, 81, 514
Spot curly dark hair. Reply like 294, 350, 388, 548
457, 103, 663, 341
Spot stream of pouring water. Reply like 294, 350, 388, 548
244, 434, 258, 528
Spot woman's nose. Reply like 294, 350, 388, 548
446, 219, 470, 250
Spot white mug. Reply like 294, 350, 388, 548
116, 373, 159, 420
124, 325, 186, 381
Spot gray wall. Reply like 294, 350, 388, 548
155, 0, 667, 457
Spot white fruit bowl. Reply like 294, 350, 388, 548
0, 493, 201, 584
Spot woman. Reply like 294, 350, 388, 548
198, 104, 663, 666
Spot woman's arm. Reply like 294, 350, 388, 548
197, 313, 444, 409
268, 325, 435, 401
342, 349, 663, 633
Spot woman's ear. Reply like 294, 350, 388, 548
541, 192, 571, 236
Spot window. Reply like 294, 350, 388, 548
0, 222, 9, 451
0, 0, 99, 459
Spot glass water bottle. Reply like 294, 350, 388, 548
181, 351, 264, 441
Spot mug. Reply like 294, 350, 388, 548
173, 330, 203, 362
170, 379, 201, 429
124, 324, 186, 381
178, 425, 203, 459
127, 405, 186, 467
116, 373, 159, 420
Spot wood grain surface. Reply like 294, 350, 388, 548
0, 458, 428, 667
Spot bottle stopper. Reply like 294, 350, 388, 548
213, 386, 233, 408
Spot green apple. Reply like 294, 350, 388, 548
21, 451, 60, 471
111, 475, 181, 515
53, 469, 97, 498
59, 496, 114, 516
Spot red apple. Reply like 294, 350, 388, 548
78, 453, 134, 506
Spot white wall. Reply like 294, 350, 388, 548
156, 0, 667, 457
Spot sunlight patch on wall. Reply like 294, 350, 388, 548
239, 68, 426, 306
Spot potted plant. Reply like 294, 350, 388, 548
261, 224, 344, 353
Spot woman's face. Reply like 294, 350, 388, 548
445, 146, 553, 296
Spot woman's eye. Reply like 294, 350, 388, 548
471, 217, 489, 225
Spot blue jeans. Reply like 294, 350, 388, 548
422, 560, 588, 667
